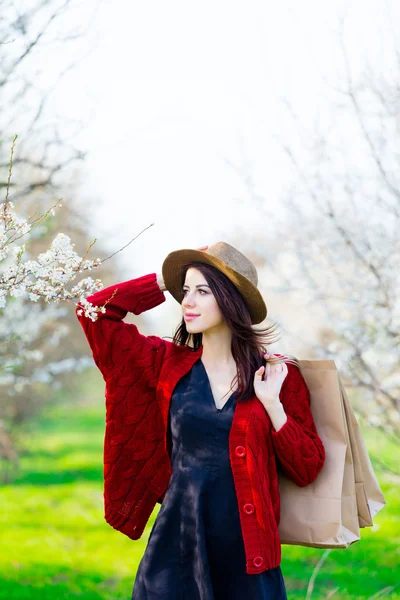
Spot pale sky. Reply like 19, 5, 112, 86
11, 0, 399, 346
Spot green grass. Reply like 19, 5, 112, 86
1, 370, 399, 599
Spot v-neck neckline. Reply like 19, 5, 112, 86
198, 359, 237, 412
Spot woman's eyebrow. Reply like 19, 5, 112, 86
182, 284, 211, 288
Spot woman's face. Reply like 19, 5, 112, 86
181, 267, 225, 333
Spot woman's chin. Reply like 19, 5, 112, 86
186, 325, 202, 333
185, 322, 204, 333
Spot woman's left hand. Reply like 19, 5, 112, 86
254, 354, 288, 406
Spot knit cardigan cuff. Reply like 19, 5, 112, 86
271, 412, 302, 446
113, 273, 166, 315
83, 272, 166, 317
271, 413, 325, 487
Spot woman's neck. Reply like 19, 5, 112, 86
200, 330, 234, 368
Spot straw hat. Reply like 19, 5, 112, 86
161, 241, 267, 324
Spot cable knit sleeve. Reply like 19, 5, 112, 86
75, 272, 167, 382
271, 362, 325, 487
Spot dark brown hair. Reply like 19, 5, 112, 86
166, 261, 300, 404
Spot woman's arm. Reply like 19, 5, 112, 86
76, 272, 168, 381
271, 363, 326, 487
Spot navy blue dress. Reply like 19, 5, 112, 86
131, 357, 287, 599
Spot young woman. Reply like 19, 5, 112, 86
76, 241, 326, 600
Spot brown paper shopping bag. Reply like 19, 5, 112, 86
277, 359, 385, 549
338, 377, 386, 528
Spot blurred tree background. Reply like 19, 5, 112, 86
0, 0, 106, 477
225, 15, 399, 445
0, 0, 151, 476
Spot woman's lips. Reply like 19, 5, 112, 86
185, 315, 199, 321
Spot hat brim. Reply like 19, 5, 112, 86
161, 248, 267, 324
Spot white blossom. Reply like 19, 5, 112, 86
0, 200, 112, 396
0, 202, 106, 326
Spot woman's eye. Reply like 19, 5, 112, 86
182, 289, 206, 295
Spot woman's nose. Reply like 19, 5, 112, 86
183, 294, 196, 307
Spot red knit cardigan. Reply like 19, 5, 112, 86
76, 272, 325, 574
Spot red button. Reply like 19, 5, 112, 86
253, 556, 264, 567
235, 445, 246, 457
243, 503, 254, 514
